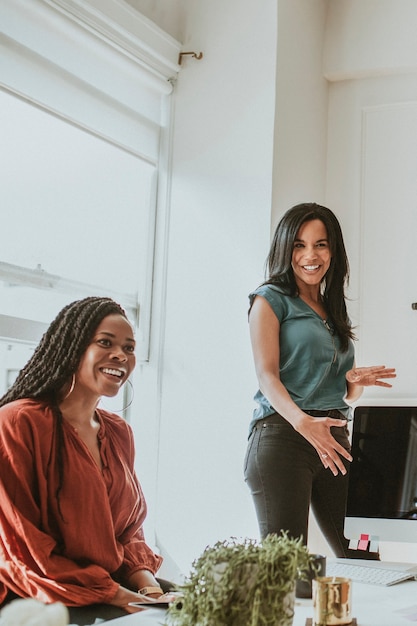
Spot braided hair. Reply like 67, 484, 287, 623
0, 296, 129, 520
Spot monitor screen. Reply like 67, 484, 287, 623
344, 406, 417, 544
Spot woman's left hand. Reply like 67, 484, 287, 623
346, 365, 396, 387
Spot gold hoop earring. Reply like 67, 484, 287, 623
62, 374, 76, 400
123, 379, 134, 411
100, 379, 134, 414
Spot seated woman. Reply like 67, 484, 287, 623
0, 297, 168, 610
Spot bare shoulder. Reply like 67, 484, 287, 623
249, 294, 279, 324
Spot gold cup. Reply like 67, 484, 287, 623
312, 576, 352, 626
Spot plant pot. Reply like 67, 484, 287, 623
165, 533, 312, 626
278, 587, 296, 626
209, 562, 296, 626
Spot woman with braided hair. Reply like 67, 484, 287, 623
0, 297, 167, 609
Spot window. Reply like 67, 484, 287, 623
1, 87, 156, 320
0, 0, 180, 389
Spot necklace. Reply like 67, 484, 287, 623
322, 319, 337, 364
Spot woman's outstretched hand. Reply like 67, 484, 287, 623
346, 365, 396, 387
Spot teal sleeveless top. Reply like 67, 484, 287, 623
249, 285, 354, 433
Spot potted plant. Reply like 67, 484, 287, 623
165, 532, 313, 626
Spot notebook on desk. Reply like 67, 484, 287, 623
326, 558, 417, 586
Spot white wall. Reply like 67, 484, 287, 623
152, 0, 277, 576
272, 0, 329, 224
124, 0, 184, 41
324, 0, 417, 80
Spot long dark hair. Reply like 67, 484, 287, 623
0, 296, 129, 519
264, 202, 354, 351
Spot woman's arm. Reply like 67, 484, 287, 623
249, 295, 352, 476
127, 570, 163, 597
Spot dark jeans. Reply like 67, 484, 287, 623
244, 412, 356, 558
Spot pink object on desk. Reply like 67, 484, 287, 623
357, 533, 369, 551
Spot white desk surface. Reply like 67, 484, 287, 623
105, 608, 165, 625
105, 579, 417, 626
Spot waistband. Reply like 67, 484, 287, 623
253, 409, 346, 430
303, 409, 346, 419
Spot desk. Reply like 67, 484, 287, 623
82, 579, 417, 626
103, 608, 166, 625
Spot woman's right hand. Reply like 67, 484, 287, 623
294, 413, 352, 476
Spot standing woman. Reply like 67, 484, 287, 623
0, 297, 166, 608
244, 203, 396, 557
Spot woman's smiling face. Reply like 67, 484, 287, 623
75, 313, 136, 399
291, 219, 332, 290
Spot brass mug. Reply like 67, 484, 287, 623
312, 576, 352, 626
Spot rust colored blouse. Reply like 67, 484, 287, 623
0, 399, 162, 606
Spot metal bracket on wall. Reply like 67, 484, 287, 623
178, 51, 204, 65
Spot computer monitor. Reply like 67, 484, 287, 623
344, 405, 417, 544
